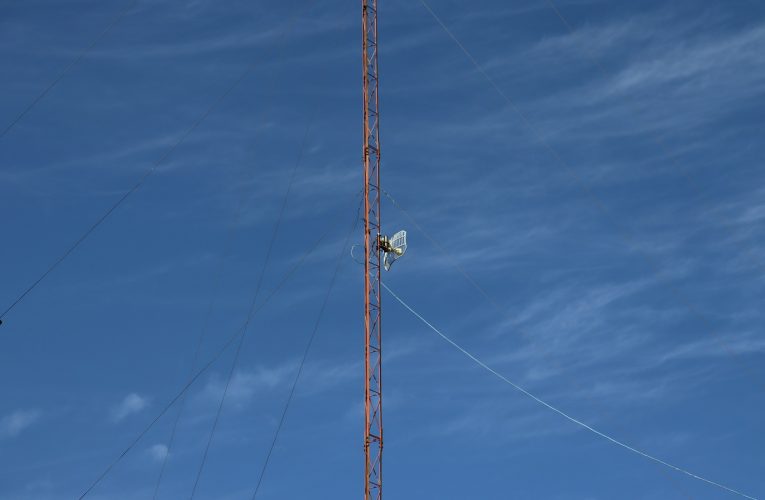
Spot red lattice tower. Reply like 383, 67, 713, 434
362, 0, 382, 498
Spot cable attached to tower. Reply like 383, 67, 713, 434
383, 282, 759, 500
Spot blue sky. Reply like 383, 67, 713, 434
0, 0, 763, 498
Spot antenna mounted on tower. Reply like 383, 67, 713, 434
379, 230, 407, 271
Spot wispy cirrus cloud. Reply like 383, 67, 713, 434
110, 393, 149, 423
148, 443, 169, 462
525, 20, 765, 146
0, 409, 42, 439
31, 7, 352, 62
196, 365, 294, 411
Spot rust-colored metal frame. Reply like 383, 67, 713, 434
362, 0, 382, 499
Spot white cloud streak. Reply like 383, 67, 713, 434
148, 443, 169, 462
110, 393, 149, 423
0, 409, 41, 439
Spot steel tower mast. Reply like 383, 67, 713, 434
362, 0, 382, 499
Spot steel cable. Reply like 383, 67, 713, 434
384, 282, 759, 500
77, 213, 343, 499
